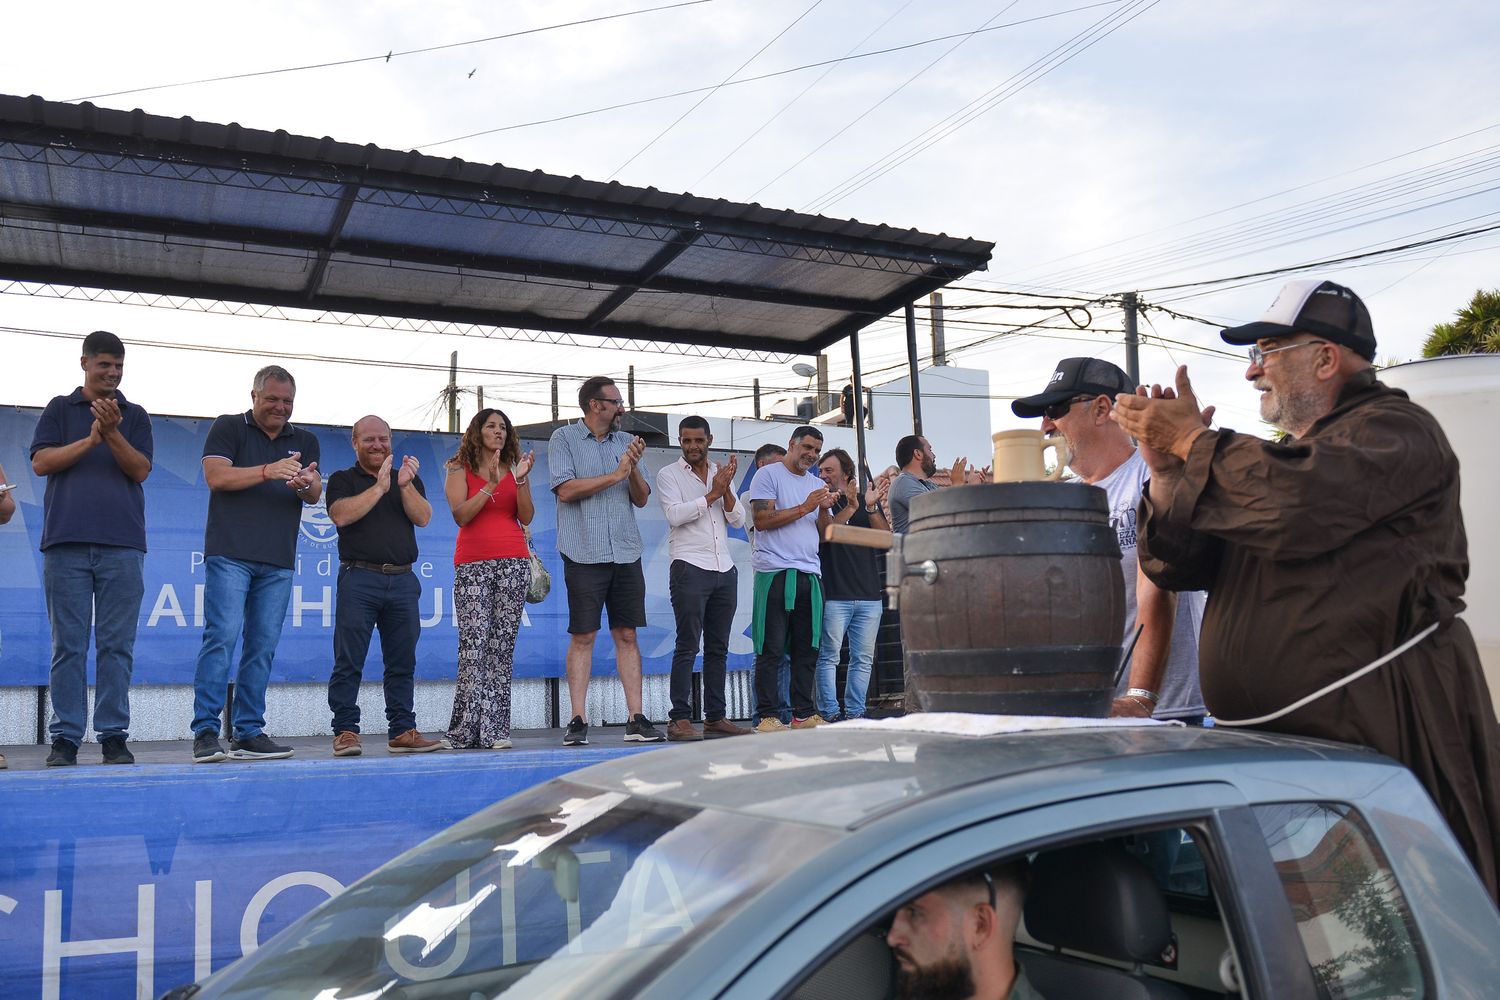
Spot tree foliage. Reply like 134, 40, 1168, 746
1421, 288, 1500, 357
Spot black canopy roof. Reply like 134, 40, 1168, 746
0, 93, 993, 356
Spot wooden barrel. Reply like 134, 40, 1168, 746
899, 481, 1125, 717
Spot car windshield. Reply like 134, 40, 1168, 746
194, 780, 836, 1000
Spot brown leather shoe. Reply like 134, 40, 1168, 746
665, 719, 702, 742
703, 718, 751, 738
388, 729, 442, 753
332, 731, 362, 757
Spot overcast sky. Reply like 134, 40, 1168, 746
3, 0, 1497, 447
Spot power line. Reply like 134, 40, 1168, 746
418, 1, 1130, 150
65, 0, 721, 103
608, 0, 826, 180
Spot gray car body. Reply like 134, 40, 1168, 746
189, 724, 1500, 999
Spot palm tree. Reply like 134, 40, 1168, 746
1421, 289, 1500, 357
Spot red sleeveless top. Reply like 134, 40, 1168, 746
453, 468, 528, 565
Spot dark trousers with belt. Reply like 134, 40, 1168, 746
329, 566, 421, 738
668, 560, 738, 722
755, 570, 818, 720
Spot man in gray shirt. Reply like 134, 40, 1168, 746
549, 375, 664, 747
887, 434, 968, 534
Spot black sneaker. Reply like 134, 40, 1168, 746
229, 733, 295, 760
45, 738, 78, 767
563, 716, 589, 747
101, 736, 135, 765
624, 714, 666, 743
193, 730, 227, 764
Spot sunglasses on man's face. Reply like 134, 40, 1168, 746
1042, 395, 1095, 420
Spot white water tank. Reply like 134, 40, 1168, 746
1382, 354, 1500, 714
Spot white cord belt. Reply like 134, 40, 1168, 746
1213, 621, 1441, 728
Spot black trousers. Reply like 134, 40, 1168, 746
668, 560, 738, 721
755, 570, 818, 720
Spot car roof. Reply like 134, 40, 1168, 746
562, 720, 1397, 831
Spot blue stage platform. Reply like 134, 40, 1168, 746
0, 733, 663, 999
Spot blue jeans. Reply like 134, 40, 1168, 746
329, 567, 421, 738
43, 543, 145, 744
192, 556, 293, 740
815, 599, 883, 719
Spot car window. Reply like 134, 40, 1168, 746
197, 781, 837, 1000
1251, 803, 1427, 1000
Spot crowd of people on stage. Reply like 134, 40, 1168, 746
4, 279, 1498, 905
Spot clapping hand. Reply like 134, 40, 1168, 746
1112, 367, 1217, 473
90, 397, 123, 439
266, 451, 304, 482
376, 454, 394, 493
515, 449, 536, 480
485, 454, 502, 489
710, 453, 737, 495
397, 455, 420, 488
863, 478, 882, 508
287, 460, 319, 493
949, 456, 969, 484
617, 436, 647, 476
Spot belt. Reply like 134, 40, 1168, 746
342, 560, 412, 575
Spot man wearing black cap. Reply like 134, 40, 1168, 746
1113, 278, 1500, 902
1012, 358, 1206, 723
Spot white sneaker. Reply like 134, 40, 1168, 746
490, 739, 513, 750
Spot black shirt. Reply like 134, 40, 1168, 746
818, 499, 883, 601
201, 411, 321, 569
325, 465, 426, 564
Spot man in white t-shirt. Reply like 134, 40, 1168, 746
746, 426, 837, 732
1013, 358, 1207, 722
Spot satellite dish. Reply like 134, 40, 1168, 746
791, 363, 818, 378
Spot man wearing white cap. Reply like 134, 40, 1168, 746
1113, 278, 1500, 902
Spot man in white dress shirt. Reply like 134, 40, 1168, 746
656, 416, 752, 741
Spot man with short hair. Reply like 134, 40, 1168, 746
747, 426, 836, 732
549, 374, 664, 746
656, 416, 751, 741
1012, 357, 1206, 722
190, 365, 321, 763
743, 443, 792, 727
30, 330, 153, 767
888, 435, 968, 534
885, 861, 1042, 1000
814, 448, 889, 721
1115, 278, 1500, 901
325, 415, 441, 756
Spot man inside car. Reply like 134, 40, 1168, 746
885, 860, 1043, 1000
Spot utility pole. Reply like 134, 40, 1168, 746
930, 291, 947, 366
551, 375, 559, 422
1121, 292, 1140, 384
753, 378, 761, 419
447, 351, 458, 433
815, 353, 829, 413
476, 386, 484, 411
904, 301, 924, 436
627, 365, 636, 409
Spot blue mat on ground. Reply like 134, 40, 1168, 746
0, 747, 652, 999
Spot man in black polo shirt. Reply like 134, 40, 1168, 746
190, 365, 322, 763
324, 415, 440, 756
30, 330, 153, 767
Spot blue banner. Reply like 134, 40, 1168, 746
0, 406, 760, 686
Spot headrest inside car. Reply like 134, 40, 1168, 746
1023, 841, 1173, 963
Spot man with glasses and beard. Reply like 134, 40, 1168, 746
549, 375, 664, 747
1114, 278, 1500, 903
884, 861, 1044, 999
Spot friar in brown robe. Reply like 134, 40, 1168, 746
1113, 278, 1500, 903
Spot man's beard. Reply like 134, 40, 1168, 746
893, 953, 976, 1000
922, 457, 937, 477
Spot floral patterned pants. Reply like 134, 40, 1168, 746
447, 557, 529, 746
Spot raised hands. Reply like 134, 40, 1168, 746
376, 454, 394, 493
616, 436, 647, 477
710, 453, 738, 495
1111, 366, 1217, 472
514, 449, 536, 482
949, 456, 969, 485
90, 397, 123, 441
287, 460, 319, 494
264, 451, 305, 482
397, 455, 420, 488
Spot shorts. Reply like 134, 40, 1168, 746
562, 556, 648, 634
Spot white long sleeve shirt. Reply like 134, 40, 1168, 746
655, 457, 745, 573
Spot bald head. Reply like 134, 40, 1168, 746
352, 415, 393, 475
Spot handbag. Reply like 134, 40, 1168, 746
522, 523, 551, 604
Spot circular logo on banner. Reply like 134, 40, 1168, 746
300, 500, 339, 547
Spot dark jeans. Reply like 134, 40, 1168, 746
755, 571, 818, 720
668, 561, 738, 722
328, 566, 421, 739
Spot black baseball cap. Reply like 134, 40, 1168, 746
1219, 279, 1376, 360
1011, 357, 1137, 418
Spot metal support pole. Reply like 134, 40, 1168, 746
753, 378, 761, 419
815, 353, 829, 413
850, 330, 871, 492
551, 375, 559, 421
930, 291, 947, 366
904, 301, 924, 437
1122, 291, 1140, 384
447, 351, 458, 433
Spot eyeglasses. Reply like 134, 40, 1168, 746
1247, 339, 1326, 367
593, 396, 625, 408
1042, 395, 1095, 420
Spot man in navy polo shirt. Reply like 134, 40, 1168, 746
324, 415, 440, 757
30, 330, 153, 767
190, 365, 322, 763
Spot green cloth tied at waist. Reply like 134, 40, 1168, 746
752, 569, 824, 654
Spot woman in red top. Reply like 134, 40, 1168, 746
443, 408, 535, 749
